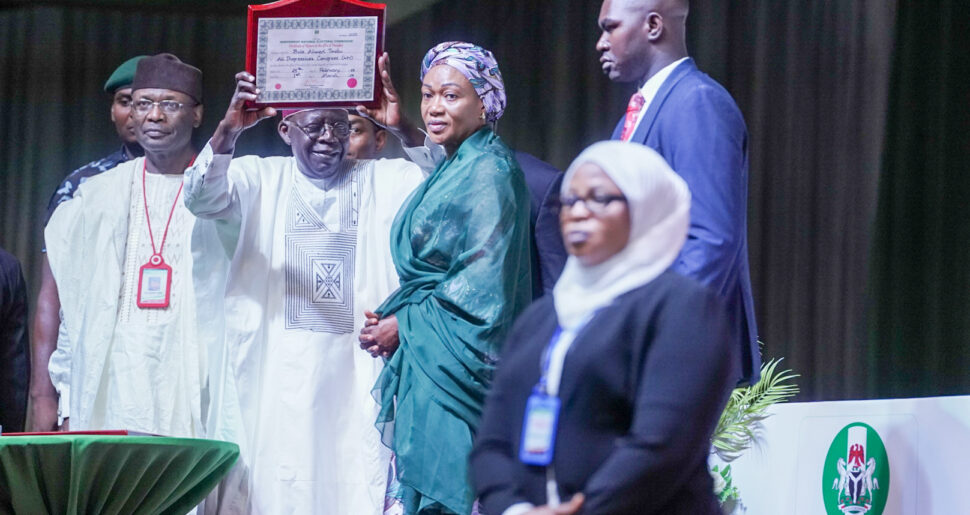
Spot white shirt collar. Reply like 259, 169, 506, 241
629, 57, 689, 136
638, 57, 689, 107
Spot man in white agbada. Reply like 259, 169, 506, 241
46, 53, 214, 436
185, 72, 424, 514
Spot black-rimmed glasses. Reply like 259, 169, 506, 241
289, 120, 351, 139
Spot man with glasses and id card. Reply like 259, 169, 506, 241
45, 53, 216, 438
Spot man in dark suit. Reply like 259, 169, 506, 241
1, 247, 29, 433
598, 0, 759, 384
515, 151, 567, 298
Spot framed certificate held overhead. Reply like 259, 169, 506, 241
246, 0, 386, 109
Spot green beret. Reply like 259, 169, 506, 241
103, 55, 148, 93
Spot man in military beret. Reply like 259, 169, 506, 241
28, 55, 146, 431
45, 53, 215, 437
45, 55, 148, 221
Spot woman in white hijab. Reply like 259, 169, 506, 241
470, 141, 740, 515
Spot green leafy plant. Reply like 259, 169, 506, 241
712, 357, 800, 463
711, 464, 740, 504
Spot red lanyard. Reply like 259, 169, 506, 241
141, 157, 192, 265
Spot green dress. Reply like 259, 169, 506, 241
374, 127, 533, 514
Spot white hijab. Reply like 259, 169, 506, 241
552, 141, 691, 329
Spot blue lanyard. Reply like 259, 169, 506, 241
536, 326, 564, 395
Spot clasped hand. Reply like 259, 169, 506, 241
359, 310, 400, 358
524, 494, 585, 515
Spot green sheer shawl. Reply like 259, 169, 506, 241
374, 127, 533, 514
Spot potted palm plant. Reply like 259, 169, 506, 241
710, 357, 799, 514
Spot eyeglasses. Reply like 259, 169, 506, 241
558, 193, 627, 214
289, 120, 351, 139
133, 99, 194, 115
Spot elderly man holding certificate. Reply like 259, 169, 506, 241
184, 70, 424, 514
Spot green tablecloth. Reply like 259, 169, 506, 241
0, 435, 238, 514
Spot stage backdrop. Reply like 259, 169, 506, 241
1, 1, 968, 401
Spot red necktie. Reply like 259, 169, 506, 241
619, 92, 645, 141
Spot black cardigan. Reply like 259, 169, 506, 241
471, 270, 739, 515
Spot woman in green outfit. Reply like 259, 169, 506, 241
358, 42, 533, 514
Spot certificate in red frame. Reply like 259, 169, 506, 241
245, 0, 386, 109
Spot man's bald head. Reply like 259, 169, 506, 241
596, 0, 689, 84
633, 0, 689, 14
621, 0, 689, 23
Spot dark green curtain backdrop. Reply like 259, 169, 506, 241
1, 1, 967, 401
868, 0, 970, 399
0, 5, 289, 294
383, 0, 898, 401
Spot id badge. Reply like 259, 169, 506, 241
519, 393, 561, 466
137, 255, 172, 309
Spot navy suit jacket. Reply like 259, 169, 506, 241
515, 151, 567, 299
0, 248, 29, 433
612, 58, 759, 384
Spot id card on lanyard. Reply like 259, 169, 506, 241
135, 158, 188, 309
137, 255, 173, 308
520, 327, 565, 466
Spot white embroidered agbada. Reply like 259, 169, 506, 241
46, 158, 220, 436
183, 142, 425, 514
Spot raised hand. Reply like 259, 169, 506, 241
356, 53, 424, 147
357, 53, 401, 129
211, 71, 277, 154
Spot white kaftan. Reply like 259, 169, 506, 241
46, 159, 218, 436
183, 142, 424, 514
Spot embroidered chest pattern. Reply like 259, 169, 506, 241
284, 166, 362, 333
